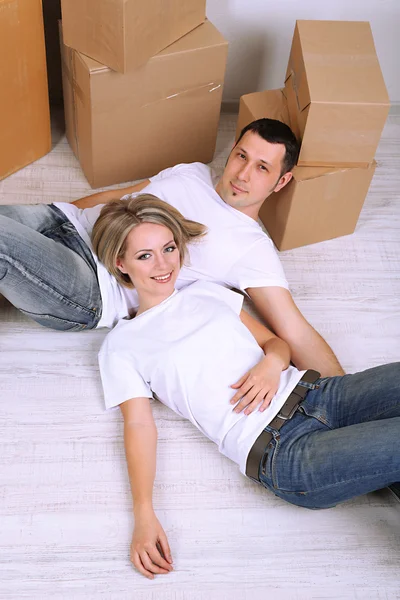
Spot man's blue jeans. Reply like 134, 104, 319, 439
0, 204, 102, 331
259, 363, 400, 508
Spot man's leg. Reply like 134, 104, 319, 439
0, 204, 102, 330
259, 364, 400, 507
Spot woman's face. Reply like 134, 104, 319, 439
116, 222, 180, 305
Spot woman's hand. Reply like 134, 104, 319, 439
230, 354, 284, 415
131, 506, 173, 579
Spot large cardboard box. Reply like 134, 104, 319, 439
61, 0, 206, 73
0, 0, 51, 181
237, 91, 376, 250
285, 20, 390, 168
60, 20, 228, 188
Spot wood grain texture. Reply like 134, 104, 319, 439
0, 112, 399, 599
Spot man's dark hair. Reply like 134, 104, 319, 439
236, 118, 300, 175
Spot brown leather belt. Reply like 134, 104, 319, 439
245, 369, 321, 482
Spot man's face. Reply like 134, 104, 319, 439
215, 131, 293, 219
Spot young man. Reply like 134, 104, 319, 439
0, 119, 344, 376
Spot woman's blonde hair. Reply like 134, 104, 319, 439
91, 193, 207, 288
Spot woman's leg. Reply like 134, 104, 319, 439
0, 204, 102, 330
259, 365, 400, 508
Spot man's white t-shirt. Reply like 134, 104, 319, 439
98, 281, 305, 475
55, 162, 288, 328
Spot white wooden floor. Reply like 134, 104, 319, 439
0, 111, 399, 599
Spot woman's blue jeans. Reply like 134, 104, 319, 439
258, 363, 400, 508
0, 204, 102, 331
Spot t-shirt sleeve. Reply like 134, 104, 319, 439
98, 350, 152, 410
227, 238, 289, 291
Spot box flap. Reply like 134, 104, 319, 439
286, 20, 390, 111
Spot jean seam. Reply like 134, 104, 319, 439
0, 254, 99, 318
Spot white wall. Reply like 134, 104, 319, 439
207, 0, 399, 104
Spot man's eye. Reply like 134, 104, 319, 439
238, 153, 246, 159
138, 253, 151, 260
259, 165, 268, 172
165, 245, 177, 253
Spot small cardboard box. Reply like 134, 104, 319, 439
60, 20, 228, 188
285, 20, 390, 168
0, 0, 51, 180
237, 90, 376, 250
61, 0, 206, 73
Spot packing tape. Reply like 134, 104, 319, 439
141, 82, 222, 109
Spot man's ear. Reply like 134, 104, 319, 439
274, 172, 293, 193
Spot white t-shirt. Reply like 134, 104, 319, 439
55, 162, 288, 328
98, 281, 305, 475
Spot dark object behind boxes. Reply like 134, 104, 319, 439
237, 90, 376, 250
0, 0, 51, 181
61, 0, 206, 73
60, 20, 228, 188
285, 20, 390, 168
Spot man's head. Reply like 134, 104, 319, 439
215, 118, 300, 219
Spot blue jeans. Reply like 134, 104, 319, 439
0, 204, 102, 331
259, 363, 400, 508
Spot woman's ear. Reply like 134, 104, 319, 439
116, 257, 128, 274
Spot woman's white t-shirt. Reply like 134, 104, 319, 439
98, 281, 305, 474
54, 162, 288, 328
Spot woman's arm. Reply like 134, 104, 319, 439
229, 309, 291, 415
120, 397, 173, 579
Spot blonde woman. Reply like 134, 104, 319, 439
93, 195, 400, 580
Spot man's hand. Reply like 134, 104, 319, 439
131, 507, 173, 580
230, 354, 284, 415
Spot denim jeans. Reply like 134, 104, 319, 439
258, 363, 400, 508
0, 204, 102, 331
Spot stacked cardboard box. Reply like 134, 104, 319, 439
236, 20, 390, 250
59, 1, 228, 188
0, 0, 51, 181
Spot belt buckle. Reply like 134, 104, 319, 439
278, 391, 302, 420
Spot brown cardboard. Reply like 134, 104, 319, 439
285, 20, 390, 168
61, 0, 206, 73
237, 90, 377, 249
236, 89, 291, 140
0, 0, 51, 181
60, 20, 228, 189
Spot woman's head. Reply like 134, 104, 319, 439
91, 194, 207, 291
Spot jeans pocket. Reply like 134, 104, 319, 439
20, 309, 88, 331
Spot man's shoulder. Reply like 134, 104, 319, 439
153, 162, 213, 184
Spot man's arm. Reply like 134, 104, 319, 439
73, 179, 150, 209
247, 286, 345, 377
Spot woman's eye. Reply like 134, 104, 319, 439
138, 253, 151, 260
165, 245, 177, 253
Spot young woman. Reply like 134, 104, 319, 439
92, 194, 400, 580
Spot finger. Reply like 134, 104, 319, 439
148, 544, 173, 572
131, 550, 155, 580
233, 387, 258, 412
244, 390, 268, 415
158, 532, 173, 564
141, 548, 171, 575
230, 381, 253, 405
230, 373, 248, 390
259, 389, 276, 412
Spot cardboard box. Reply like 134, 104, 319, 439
0, 0, 51, 181
61, 0, 206, 73
237, 90, 376, 250
285, 20, 390, 168
60, 20, 228, 188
